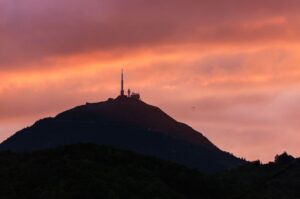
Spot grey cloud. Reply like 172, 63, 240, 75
1, 0, 300, 69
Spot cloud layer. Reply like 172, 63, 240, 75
1, 0, 300, 162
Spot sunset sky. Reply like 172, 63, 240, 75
1, 0, 300, 162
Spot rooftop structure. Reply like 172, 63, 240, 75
119, 69, 140, 100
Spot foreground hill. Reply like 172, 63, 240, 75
0, 144, 299, 199
0, 144, 217, 199
218, 152, 300, 199
0, 97, 243, 172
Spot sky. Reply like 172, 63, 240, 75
1, 0, 300, 162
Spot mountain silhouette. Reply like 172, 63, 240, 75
0, 96, 244, 172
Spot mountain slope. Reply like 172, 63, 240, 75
0, 96, 244, 172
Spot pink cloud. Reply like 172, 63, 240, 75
1, 0, 300, 162
1, 0, 300, 69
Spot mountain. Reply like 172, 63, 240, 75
0, 144, 298, 199
0, 96, 244, 172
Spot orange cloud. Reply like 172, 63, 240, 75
1, 0, 300, 162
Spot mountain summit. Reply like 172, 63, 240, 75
0, 71, 244, 172
0, 96, 243, 172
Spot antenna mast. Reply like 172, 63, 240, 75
120, 69, 124, 96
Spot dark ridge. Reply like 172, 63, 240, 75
0, 144, 299, 199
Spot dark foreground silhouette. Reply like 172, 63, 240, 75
0, 144, 299, 199
0, 97, 243, 173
